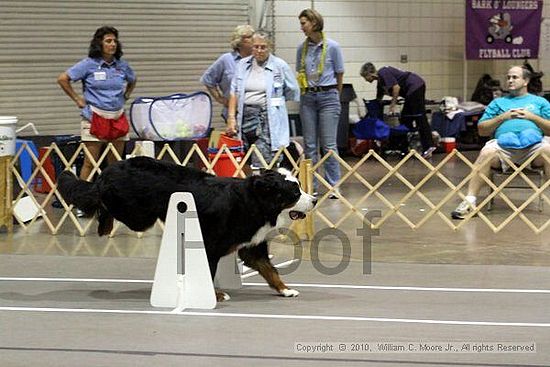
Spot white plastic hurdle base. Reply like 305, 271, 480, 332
13, 196, 42, 223
214, 252, 242, 290
150, 192, 216, 311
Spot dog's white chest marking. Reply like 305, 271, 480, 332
249, 222, 275, 246
238, 215, 287, 249
235, 169, 315, 250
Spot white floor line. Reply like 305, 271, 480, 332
0, 277, 152, 283
244, 282, 550, 294
1, 276, 550, 294
240, 259, 298, 279
0, 306, 549, 327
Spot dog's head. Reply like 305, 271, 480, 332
251, 168, 316, 221
277, 168, 317, 220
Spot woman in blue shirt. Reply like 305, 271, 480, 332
227, 31, 299, 168
200, 25, 254, 121
296, 9, 344, 198
58, 26, 136, 184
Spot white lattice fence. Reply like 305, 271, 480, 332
5, 142, 550, 236
308, 149, 549, 234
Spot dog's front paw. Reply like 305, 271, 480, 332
280, 288, 300, 297
216, 290, 231, 302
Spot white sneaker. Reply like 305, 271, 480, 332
328, 188, 341, 200
422, 146, 437, 159
451, 200, 475, 219
75, 209, 85, 218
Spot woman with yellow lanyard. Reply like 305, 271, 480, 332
296, 8, 344, 198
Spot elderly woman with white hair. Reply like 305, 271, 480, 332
226, 31, 299, 167
200, 24, 255, 121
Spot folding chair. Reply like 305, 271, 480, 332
487, 167, 545, 212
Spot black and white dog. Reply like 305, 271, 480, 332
58, 156, 316, 301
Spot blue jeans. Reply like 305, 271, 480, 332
300, 89, 341, 189
241, 105, 273, 167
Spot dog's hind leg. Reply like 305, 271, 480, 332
207, 253, 230, 302
97, 206, 114, 236
238, 242, 299, 297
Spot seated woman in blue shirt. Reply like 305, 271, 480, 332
226, 31, 299, 168
57, 26, 136, 183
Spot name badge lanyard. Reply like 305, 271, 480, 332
300, 32, 327, 86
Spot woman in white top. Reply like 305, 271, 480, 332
227, 31, 299, 167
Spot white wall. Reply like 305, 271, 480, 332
271, 0, 549, 111
2, 0, 547, 134
0, 0, 251, 136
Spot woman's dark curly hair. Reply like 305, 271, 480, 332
88, 26, 123, 59
523, 60, 543, 95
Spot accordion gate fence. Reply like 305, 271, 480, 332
5, 142, 550, 237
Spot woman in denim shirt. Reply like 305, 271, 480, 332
227, 31, 299, 168
296, 9, 344, 198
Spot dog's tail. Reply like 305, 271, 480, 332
57, 170, 101, 215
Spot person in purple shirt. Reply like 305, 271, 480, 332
58, 26, 136, 186
360, 62, 435, 158
200, 24, 254, 121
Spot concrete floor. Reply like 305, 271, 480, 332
1, 151, 550, 367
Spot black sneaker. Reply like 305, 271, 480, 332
328, 188, 341, 199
